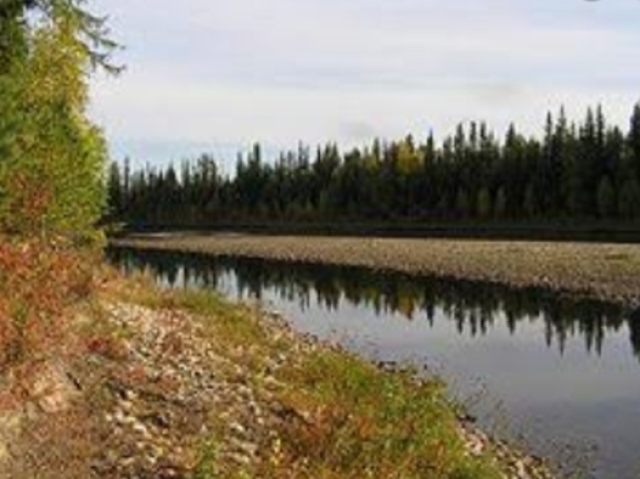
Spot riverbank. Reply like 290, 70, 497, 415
0, 273, 557, 478
114, 233, 640, 306
115, 220, 640, 243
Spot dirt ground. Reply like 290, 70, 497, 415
114, 233, 640, 306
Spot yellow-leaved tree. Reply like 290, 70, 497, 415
0, 0, 118, 241
0, 0, 119, 371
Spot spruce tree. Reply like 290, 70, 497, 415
476, 187, 492, 219
596, 176, 615, 219
618, 178, 640, 220
494, 187, 507, 219
629, 104, 640, 179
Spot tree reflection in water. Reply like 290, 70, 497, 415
107, 247, 638, 359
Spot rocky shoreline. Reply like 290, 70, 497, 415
0, 281, 560, 478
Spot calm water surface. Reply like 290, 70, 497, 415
108, 247, 640, 479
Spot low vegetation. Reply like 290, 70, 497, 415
0, 0, 117, 411
0, 238, 96, 381
111, 277, 525, 479
0, 265, 560, 477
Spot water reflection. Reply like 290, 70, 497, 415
107, 247, 635, 359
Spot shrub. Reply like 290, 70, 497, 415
0, 239, 95, 372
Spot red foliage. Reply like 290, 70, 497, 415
2, 170, 54, 234
86, 336, 129, 361
0, 239, 94, 371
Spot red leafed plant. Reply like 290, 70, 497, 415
0, 238, 96, 399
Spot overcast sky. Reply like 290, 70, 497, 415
90, 0, 640, 172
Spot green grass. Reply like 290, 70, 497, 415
122, 282, 505, 479
266, 350, 498, 479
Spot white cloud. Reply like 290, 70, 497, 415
90, 0, 640, 164
93, 70, 639, 143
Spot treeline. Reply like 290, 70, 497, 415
108, 105, 640, 227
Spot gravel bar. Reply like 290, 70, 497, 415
113, 233, 640, 306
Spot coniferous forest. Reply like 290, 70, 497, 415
107, 105, 640, 228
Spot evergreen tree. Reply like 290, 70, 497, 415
523, 183, 537, 219
0, 0, 30, 74
596, 176, 616, 219
629, 104, 640, 179
618, 178, 640, 220
494, 187, 507, 219
107, 161, 123, 220
476, 187, 492, 220
455, 188, 470, 219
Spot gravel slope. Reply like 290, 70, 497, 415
0, 285, 559, 479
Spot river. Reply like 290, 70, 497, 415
108, 246, 640, 479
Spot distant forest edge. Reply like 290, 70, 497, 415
107, 104, 640, 239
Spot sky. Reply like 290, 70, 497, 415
89, 0, 640, 173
